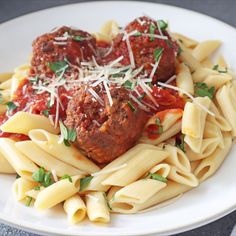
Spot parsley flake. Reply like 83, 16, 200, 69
212, 64, 228, 73
127, 101, 136, 112
6, 101, 17, 114
194, 82, 215, 100
72, 35, 85, 41
61, 174, 72, 183
149, 24, 156, 41
157, 20, 168, 30
176, 134, 186, 153
154, 48, 164, 62
59, 121, 77, 147
133, 31, 142, 36
32, 167, 54, 187
42, 109, 49, 117
147, 172, 167, 183
25, 196, 33, 207
80, 176, 93, 191
48, 61, 69, 75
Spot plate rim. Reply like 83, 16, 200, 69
0, 1, 236, 235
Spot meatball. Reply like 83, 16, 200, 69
65, 86, 148, 164
101, 16, 178, 83
30, 26, 97, 76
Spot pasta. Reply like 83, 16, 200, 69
0, 16, 235, 225
63, 194, 87, 224
86, 192, 110, 223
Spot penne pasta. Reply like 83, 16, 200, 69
102, 148, 168, 187
149, 163, 171, 178
63, 194, 86, 224
13, 177, 38, 201
0, 112, 60, 135
192, 40, 221, 62
0, 138, 38, 180
34, 175, 83, 210
173, 33, 198, 48
194, 133, 232, 182
176, 63, 194, 95
0, 72, 13, 83
87, 144, 158, 191
15, 141, 85, 176
100, 20, 120, 39
86, 192, 110, 223
29, 129, 100, 174
168, 166, 199, 187
0, 151, 16, 174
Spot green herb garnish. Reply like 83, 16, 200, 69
32, 167, 54, 187
122, 80, 133, 90
42, 109, 49, 117
157, 20, 168, 30
25, 196, 33, 207
127, 101, 136, 112
16, 174, 21, 179
5, 101, 17, 114
176, 134, 186, 153
48, 61, 68, 75
147, 172, 167, 183
72, 35, 85, 41
61, 174, 72, 183
212, 64, 228, 73
34, 186, 41, 191
154, 48, 164, 62
59, 121, 77, 147
155, 117, 161, 125
149, 24, 156, 41
133, 31, 142, 36
80, 176, 93, 191
29, 76, 39, 84
177, 46, 183, 56
194, 82, 215, 99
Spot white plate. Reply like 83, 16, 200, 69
0, 1, 236, 236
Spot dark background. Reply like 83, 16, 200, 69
0, 0, 236, 236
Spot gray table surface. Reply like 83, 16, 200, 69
0, 0, 236, 235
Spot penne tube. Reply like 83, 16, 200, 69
192, 40, 221, 62
192, 67, 218, 83
13, 177, 38, 201
216, 83, 236, 136
92, 32, 111, 43
216, 55, 227, 68
0, 78, 12, 90
182, 102, 201, 138
176, 63, 194, 95
0, 112, 60, 135
0, 151, 16, 174
201, 58, 213, 68
34, 175, 83, 210
173, 33, 198, 48
102, 148, 168, 187
86, 192, 110, 223
100, 20, 120, 39
0, 105, 7, 115
194, 133, 232, 182
15, 141, 85, 176
186, 138, 220, 161
204, 73, 232, 90
163, 144, 191, 172
109, 181, 191, 214
87, 144, 158, 192
190, 160, 201, 172
0, 72, 13, 83
111, 179, 166, 205
184, 97, 211, 153
29, 129, 100, 174
63, 194, 86, 224
1, 89, 11, 102
179, 45, 202, 72
149, 163, 171, 178
168, 166, 199, 187
0, 138, 38, 180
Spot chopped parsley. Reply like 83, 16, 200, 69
146, 172, 167, 183
72, 35, 85, 41
25, 196, 33, 207
157, 20, 168, 30
155, 117, 161, 125
16, 174, 21, 179
212, 64, 228, 73
133, 31, 142, 36
154, 48, 164, 62
138, 94, 145, 101
48, 61, 69, 75
176, 134, 186, 153
154, 117, 163, 134
34, 186, 41, 191
61, 174, 72, 183
32, 167, 54, 187
149, 24, 156, 41
79, 176, 93, 191
6, 101, 17, 114
194, 82, 215, 100
42, 109, 49, 117
177, 46, 183, 56
59, 121, 77, 147
122, 80, 133, 90
127, 101, 136, 112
